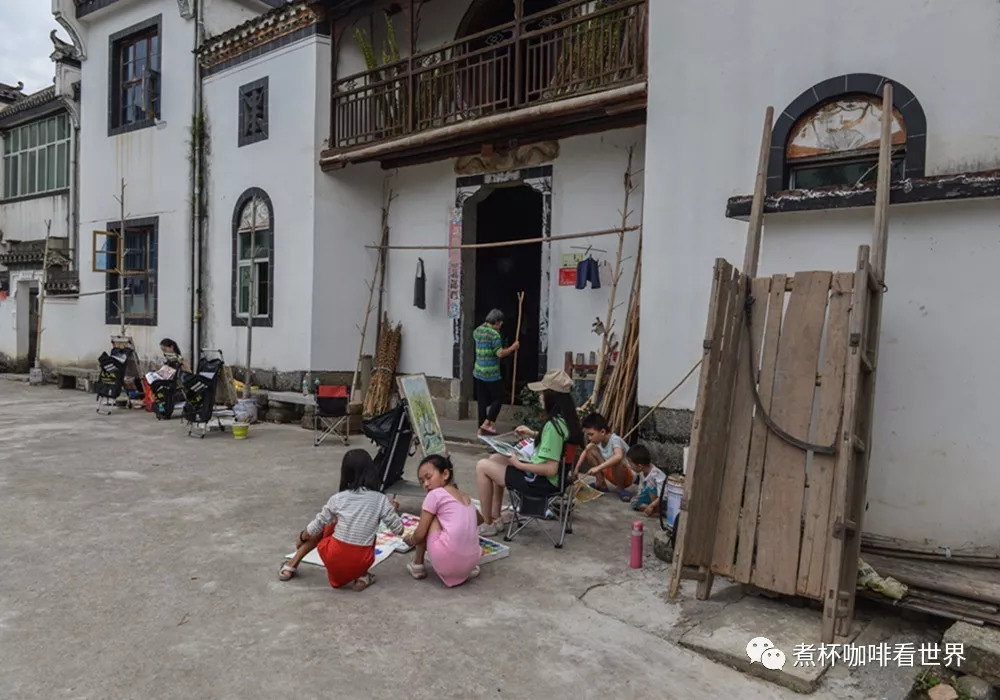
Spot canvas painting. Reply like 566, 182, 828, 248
397, 374, 447, 457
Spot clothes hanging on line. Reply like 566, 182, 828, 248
576, 256, 601, 290
414, 257, 426, 309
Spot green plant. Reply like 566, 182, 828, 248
515, 386, 544, 432
551, 1, 634, 96
353, 14, 404, 131
913, 668, 941, 691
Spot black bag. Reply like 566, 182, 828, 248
362, 402, 415, 491
95, 350, 128, 399
413, 258, 426, 309
181, 358, 224, 423
150, 374, 179, 419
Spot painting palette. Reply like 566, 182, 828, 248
478, 536, 510, 565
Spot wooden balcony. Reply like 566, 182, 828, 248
320, 0, 648, 170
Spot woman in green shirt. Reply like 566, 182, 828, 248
475, 369, 584, 536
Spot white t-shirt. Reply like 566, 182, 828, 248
637, 465, 667, 496
598, 433, 629, 461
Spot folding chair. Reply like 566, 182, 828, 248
504, 444, 579, 549
314, 385, 349, 446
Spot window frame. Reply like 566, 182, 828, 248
108, 15, 162, 137
231, 188, 274, 328
105, 217, 158, 326
2, 114, 71, 201
238, 76, 269, 148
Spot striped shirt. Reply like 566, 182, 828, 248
473, 323, 503, 382
306, 489, 403, 546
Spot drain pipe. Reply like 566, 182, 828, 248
189, 0, 205, 366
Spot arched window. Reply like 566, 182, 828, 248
768, 74, 926, 193
231, 188, 273, 327
786, 95, 906, 189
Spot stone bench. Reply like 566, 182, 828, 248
54, 366, 100, 392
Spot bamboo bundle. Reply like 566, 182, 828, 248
363, 313, 403, 418
597, 246, 641, 435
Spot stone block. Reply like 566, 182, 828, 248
955, 675, 997, 700
652, 530, 674, 563
928, 684, 959, 700
653, 407, 693, 443
943, 622, 1000, 685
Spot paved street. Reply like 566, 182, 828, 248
0, 382, 905, 699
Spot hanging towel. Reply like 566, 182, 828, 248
575, 256, 601, 290
414, 257, 426, 309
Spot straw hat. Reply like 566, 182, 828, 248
527, 369, 573, 394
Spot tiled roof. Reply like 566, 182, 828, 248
199, 1, 321, 68
0, 86, 60, 125
0, 82, 25, 105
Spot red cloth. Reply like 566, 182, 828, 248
141, 379, 155, 412
316, 524, 375, 588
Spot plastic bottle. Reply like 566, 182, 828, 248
301, 374, 309, 395
630, 520, 644, 569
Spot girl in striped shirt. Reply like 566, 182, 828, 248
279, 449, 403, 591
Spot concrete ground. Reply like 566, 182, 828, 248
0, 382, 918, 699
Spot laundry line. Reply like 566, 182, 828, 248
364, 225, 640, 251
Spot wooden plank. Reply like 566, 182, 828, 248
733, 274, 787, 582
712, 276, 771, 577
907, 589, 1000, 616
797, 272, 854, 598
863, 553, 1000, 606
668, 259, 733, 599
822, 246, 872, 642
684, 264, 738, 562
696, 268, 744, 598
742, 107, 774, 279
752, 270, 832, 595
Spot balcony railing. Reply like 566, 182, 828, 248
330, 0, 648, 152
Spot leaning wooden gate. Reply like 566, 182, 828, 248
668, 87, 893, 643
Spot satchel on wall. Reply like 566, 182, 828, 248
414, 257, 426, 309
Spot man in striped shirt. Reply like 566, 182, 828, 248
474, 308, 520, 435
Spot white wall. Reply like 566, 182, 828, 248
203, 37, 324, 372
44, 0, 195, 367
313, 38, 382, 374
0, 194, 70, 241
203, 0, 266, 38
641, 0, 1000, 545
641, 0, 1000, 410
381, 126, 644, 381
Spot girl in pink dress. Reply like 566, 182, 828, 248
404, 455, 483, 587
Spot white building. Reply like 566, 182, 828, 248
642, 0, 1000, 547
0, 39, 81, 371
30, 0, 998, 547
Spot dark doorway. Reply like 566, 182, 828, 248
474, 185, 542, 405
27, 288, 39, 367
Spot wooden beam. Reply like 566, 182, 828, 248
742, 106, 773, 278
871, 82, 893, 283
366, 225, 640, 251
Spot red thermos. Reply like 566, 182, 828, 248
630, 521, 644, 568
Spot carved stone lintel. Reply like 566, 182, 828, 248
454, 141, 559, 175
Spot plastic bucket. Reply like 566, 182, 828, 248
232, 424, 249, 440
665, 475, 684, 532
233, 398, 258, 424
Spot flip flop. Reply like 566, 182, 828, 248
354, 573, 376, 591
278, 562, 297, 581
407, 562, 427, 580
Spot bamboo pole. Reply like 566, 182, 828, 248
33, 220, 52, 371
243, 195, 258, 400
365, 224, 639, 251
510, 290, 524, 404
351, 184, 395, 403
590, 145, 636, 408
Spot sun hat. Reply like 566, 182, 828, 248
527, 369, 573, 394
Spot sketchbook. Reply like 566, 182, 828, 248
478, 434, 536, 462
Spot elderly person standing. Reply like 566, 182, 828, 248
474, 308, 520, 436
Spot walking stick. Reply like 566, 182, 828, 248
511, 291, 525, 404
